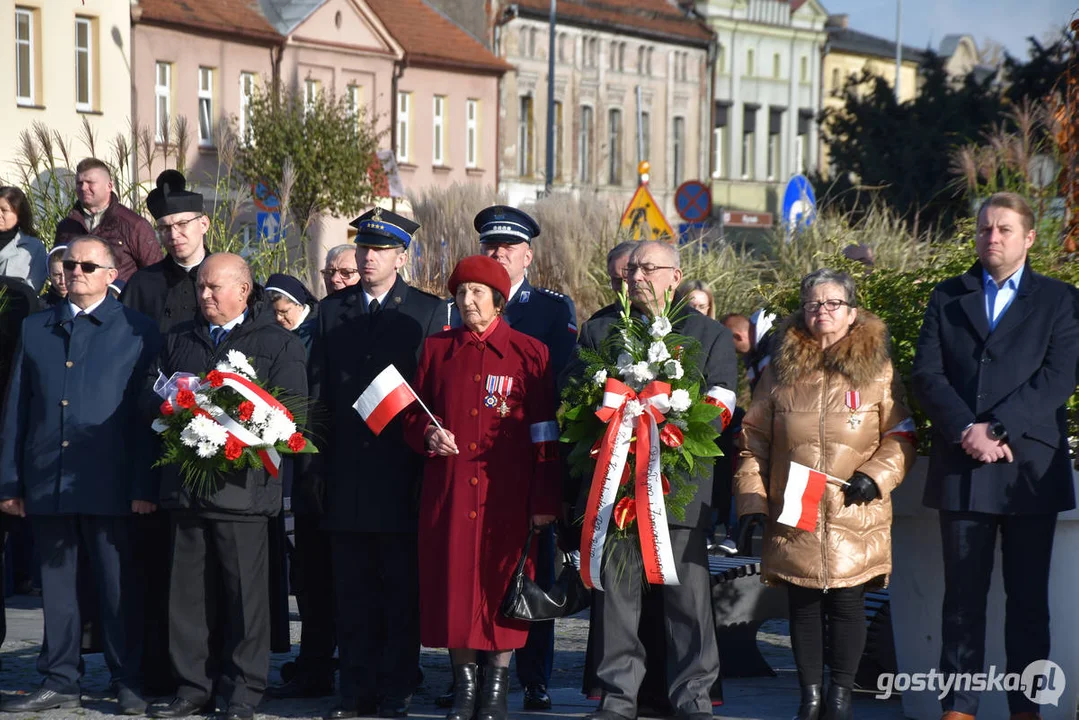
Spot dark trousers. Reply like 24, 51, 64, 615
787, 583, 866, 690
516, 524, 555, 688
593, 526, 719, 718
130, 511, 174, 692
331, 532, 419, 705
939, 510, 1057, 716
33, 514, 137, 694
293, 513, 336, 677
169, 515, 270, 709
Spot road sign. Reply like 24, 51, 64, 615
782, 174, 816, 227
620, 184, 675, 241
252, 181, 280, 213
674, 181, 712, 222
721, 210, 774, 228
257, 212, 283, 244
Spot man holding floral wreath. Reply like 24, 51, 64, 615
568, 240, 737, 720
147, 253, 308, 720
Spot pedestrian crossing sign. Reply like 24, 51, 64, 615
620, 184, 675, 241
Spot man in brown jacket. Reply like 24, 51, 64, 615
54, 158, 162, 282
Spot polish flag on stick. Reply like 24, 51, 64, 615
777, 462, 848, 532
354, 365, 441, 436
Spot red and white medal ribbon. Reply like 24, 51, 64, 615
580, 378, 680, 591
845, 391, 860, 411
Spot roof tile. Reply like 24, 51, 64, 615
515, 0, 712, 45
137, 0, 281, 42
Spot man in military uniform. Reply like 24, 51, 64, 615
305, 209, 444, 720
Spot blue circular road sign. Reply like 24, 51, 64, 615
675, 181, 712, 223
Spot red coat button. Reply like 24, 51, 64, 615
476, 342, 486, 351
473, 374, 482, 382
468, 442, 477, 451
468, 510, 477, 519
470, 408, 478, 417
470, 477, 478, 486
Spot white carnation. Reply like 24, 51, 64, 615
649, 316, 673, 338
647, 341, 671, 364
623, 399, 644, 418
669, 388, 692, 412
629, 361, 654, 383
593, 369, 608, 386
262, 408, 297, 445
615, 352, 634, 374
663, 359, 684, 380
225, 350, 257, 379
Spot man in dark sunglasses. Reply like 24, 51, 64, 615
0, 235, 161, 715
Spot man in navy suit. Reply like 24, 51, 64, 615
0, 236, 160, 714
912, 192, 1079, 720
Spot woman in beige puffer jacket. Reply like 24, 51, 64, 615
735, 269, 916, 720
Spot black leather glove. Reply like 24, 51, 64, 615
736, 513, 767, 554
843, 471, 881, 507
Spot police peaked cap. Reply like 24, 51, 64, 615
474, 205, 540, 245
350, 208, 420, 249
146, 169, 204, 220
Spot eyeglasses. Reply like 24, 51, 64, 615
625, 263, 676, 276
62, 260, 115, 274
802, 299, 849, 313
155, 215, 204, 235
321, 268, 359, 280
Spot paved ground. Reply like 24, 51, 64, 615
0, 594, 907, 719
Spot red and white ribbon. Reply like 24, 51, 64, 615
703, 385, 737, 431
207, 371, 287, 477
845, 391, 861, 411
580, 378, 680, 591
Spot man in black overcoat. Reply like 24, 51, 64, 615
569, 241, 737, 720
304, 209, 443, 719
147, 253, 307, 720
912, 192, 1079, 720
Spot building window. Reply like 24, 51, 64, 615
553, 100, 564, 181
558, 33, 566, 63
773, 53, 781, 79
433, 95, 446, 166
529, 28, 538, 57
155, 61, 171, 142
646, 47, 654, 76
16, 7, 35, 106
640, 111, 651, 164
672, 117, 685, 187
396, 91, 411, 163
741, 105, 757, 179
518, 96, 534, 177
798, 110, 813, 172
198, 67, 214, 147
466, 99, 479, 169
712, 102, 729, 179
239, 72, 255, 141
578, 105, 593, 183
608, 109, 623, 186
746, 48, 755, 77
590, 38, 599, 68
637, 46, 645, 74
767, 108, 784, 180
831, 68, 841, 91
717, 44, 726, 75
346, 84, 362, 128
75, 17, 93, 111
800, 56, 809, 83
618, 43, 626, 72
304, 78, 321, 114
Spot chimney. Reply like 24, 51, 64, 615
826, 14, 849, 30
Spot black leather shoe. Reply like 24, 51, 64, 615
379, 696, 410, 717
476, 666, 508, 720
446, 663, 479, 720
1, 687, 81, 712
436, 680, 456, 709
118, 686, 149, 716
795, 684, 822, 720
266, 674, 335, 699
224, 703, 255, 720
821, 685, 852, 720
149, 696, 204, 718
523, 684, 552, 710
326, 700, 379, 719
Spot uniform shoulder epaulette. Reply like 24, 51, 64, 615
535, 286, 571, 304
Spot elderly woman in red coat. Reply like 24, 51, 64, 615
404, 255, 560, 720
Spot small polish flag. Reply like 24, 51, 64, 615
777, 462, 832, 532
353, 365, 417, 435
703, 385, 737, 430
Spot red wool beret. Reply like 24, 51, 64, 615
448, 255, 511, 301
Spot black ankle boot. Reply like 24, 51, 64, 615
821, 684, 852, 720
476, 666, 508, 720
793, 684, 822, 720
446, 664, 479, 720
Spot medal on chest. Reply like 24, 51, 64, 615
485, 375, 514, 417
845, 390, 862, 429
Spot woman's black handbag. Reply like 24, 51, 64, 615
501, 528, 591, 621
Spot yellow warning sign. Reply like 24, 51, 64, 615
620, 184, 675, 241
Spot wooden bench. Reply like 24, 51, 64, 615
709, 554, 896, 681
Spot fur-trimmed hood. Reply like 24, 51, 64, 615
774, 311, 891, 389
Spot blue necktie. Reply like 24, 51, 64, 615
211, 327, 229, 346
